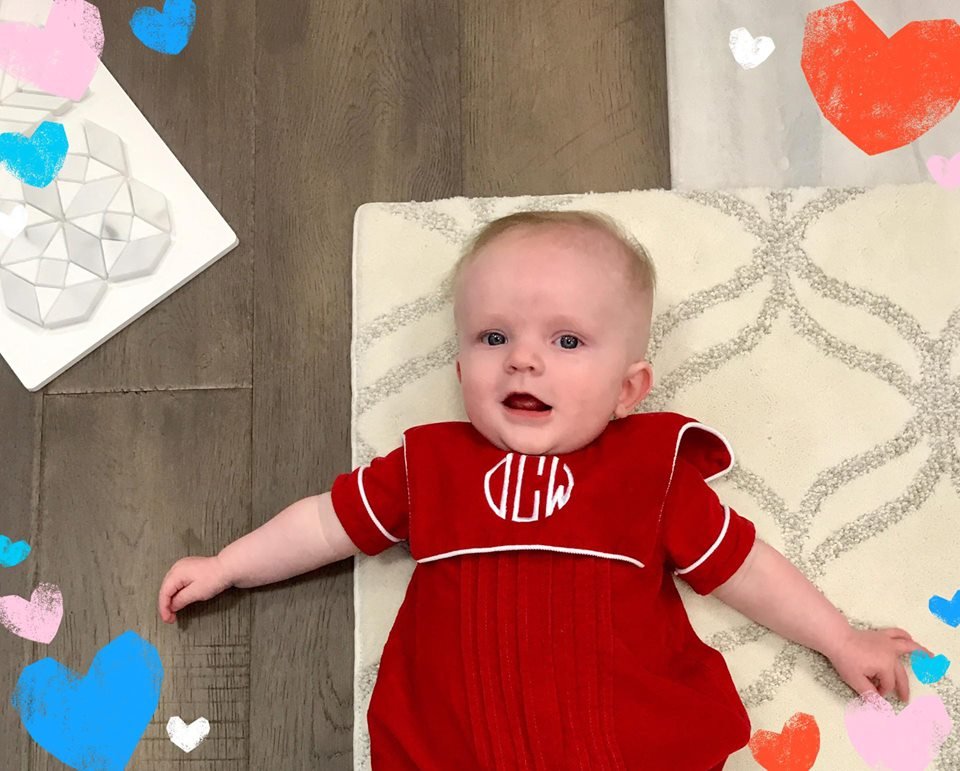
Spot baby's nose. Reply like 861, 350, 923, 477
505, 345, 543, 371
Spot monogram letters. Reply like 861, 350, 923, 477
484, 453, 574, 522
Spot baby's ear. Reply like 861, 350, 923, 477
614, 360, 654, 417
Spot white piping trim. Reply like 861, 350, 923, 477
658, 420, 736, 528
675, 421, 735, 484
674, 504, 730, 575
402, 434, 413, 518
358, 464, 402, 543
417, 544, 645, 569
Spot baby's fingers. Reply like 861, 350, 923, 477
169, 580, 210, 613
158, 570, 191, 622
886, 628, 932, 656
876, 668, 896, 698
899, 638, 934, 658
849, 671, 880, 698
883, 627, 913, 640
894, 662, 910, 703
158, 591, 171, 623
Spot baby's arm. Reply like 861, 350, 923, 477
159, 492, 360, 622
712, 538, 930, 701
219, 492, 359, 588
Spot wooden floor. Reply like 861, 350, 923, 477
0, 0, 670, 767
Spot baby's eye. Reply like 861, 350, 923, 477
557, 334, 582, 350
481, 331, 506, 346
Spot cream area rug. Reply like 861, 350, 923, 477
348, 183, 960, 770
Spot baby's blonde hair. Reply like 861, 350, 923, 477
450, 209, 656, 299
448, 210, 657, 358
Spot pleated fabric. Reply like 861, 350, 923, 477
459, 553, 627, 770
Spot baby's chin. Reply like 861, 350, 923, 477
481, 425, 602, 457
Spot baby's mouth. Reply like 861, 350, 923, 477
502, 392, 552, 412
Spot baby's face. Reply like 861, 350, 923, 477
454, 225, 654, 456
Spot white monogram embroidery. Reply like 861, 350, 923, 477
484, 453, 574, 522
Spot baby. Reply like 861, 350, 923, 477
159, 210, 930, 770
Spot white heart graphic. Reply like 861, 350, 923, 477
166, 716, 210, 752
729, 27, 775, 69
0, 204, 27, 239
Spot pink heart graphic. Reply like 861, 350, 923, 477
845, 692, 952, 771
0, 0, 104, 101
0, 582, 63, 644
927, 153, 960, 189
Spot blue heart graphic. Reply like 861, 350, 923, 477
0, 534, 31, 567
0, 121, 68, 188
11, 631, 164, 770
929, 589, 960, 627
910, 649, 951, 684
130, 0, 197, 55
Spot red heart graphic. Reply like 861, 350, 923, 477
749, 712, 820, 771
801, 1, 960, 155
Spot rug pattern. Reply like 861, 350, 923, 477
349, 184, 960, 769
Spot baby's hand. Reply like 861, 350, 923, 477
827, 626, 932, 703
158, 555, 231, 624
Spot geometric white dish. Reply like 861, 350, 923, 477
0, 54, 237, 391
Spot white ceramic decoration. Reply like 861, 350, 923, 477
0, 1, 237, 391
0, 122, 173, 328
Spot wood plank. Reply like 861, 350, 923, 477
0, 366, 42, 770
251, 0, 461, 766
31, 390, 252, 770
44, 0, 256, 394
462, 0, 670, 195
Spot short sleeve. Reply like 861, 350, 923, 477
330, 445, 408, 556
662, 458, 756, 595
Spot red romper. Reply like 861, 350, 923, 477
331, 411, 757, 771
